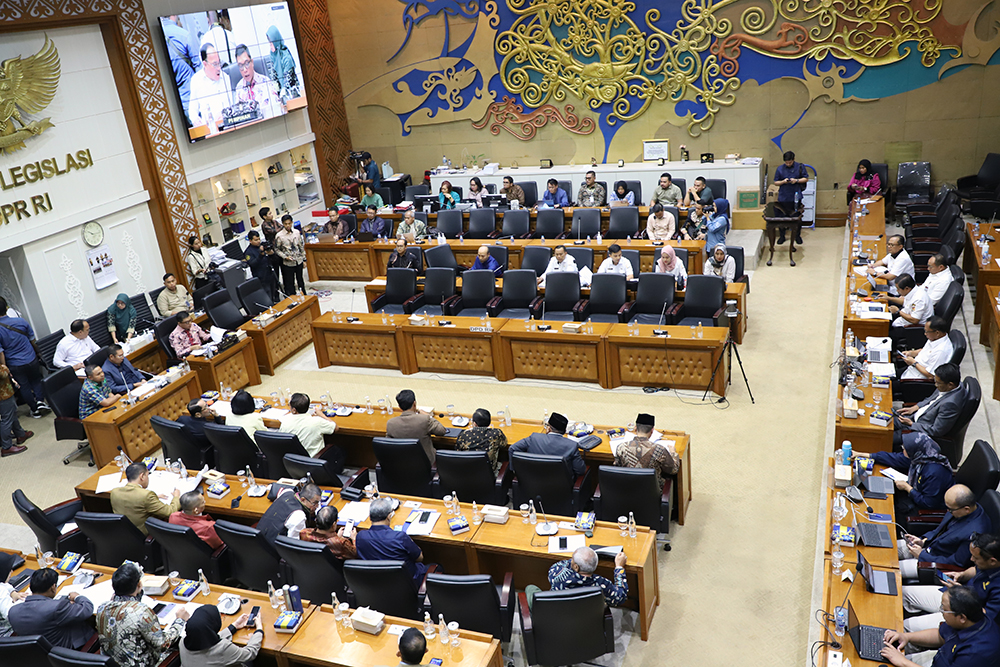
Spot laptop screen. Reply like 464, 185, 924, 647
847, 599, 860, 631
857, 550, 873, 584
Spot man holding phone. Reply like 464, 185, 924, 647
895, 484, 989, 577
525, 546, 627, 607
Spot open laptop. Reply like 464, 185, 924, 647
860, 473, 895, 495
852, 511, 894, 548
847, 599, 890, 661
865, 272, 890, 293
355, 231, 375, 242
857, 551, 898, 595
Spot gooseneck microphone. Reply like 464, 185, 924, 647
534, 494, 558, 536
347, 288, 359, 322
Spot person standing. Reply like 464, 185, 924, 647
107, 293, 138, 345
774, 151, 808, 244
0, 297, 49, 418
156, 273, 193, 317
244, 231, 278, 301
0, 363, 30, 456
185, 235, 215, 291
257, 483, 321, 544
53, 320, 99, 371
275, 214, 307, 296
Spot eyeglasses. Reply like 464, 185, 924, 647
237, 60, 254, 71
938, 605, 956, 615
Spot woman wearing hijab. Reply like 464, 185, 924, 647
847, 159, 882, 204
0, 552, 24, 637
186, 235, 215, 290
180, 604, 262, 667
266, 25, 299, 103
704, 198, 730, 249
655, 244, 687, 289
703, 244, 736, 282
856, 434, 952, 524
107, 293, 137, 345
608, 181, 634, 206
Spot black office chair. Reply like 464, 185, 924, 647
567, 209, 601, 239
237, 278, 273, 317
575, 273, 627, 323
898, 330, 966, 404
426, 572, 514, 641
871, 162, 891, 210
273, 536, 348, 605
203, 423, 263, 475
435, 210, 464, 239
519, 587, 614, 666
674, 275, 727, 327
934, 377, 981, 468
489, 269, 538, 319
516, 181, 538, 207
706, 179, 727, 200
339, 214, 358, 237
12, 490, 86, 557
145, 517, 226, 583
487, 245, 508, 273
727, 245, 749, 290
150, 416, 211, 469
86, 312, 112, 347
557, 180, 573, 204
620, 273, 678, 325
954, 440, 1000, 500
154, 314, 181, 364
283, 453, 344, 487
376, 186, 393, 205
42, 367, 91, 466
624, 180, 643, 206
254, 431, 309, 479
520, 246, 552, 277
192, 284, 220, 310
84, 347, 110, 370
510, 452, 590, 516
467, 209, 496, 238
533, 209, 564, 239
593, 466, 672, 537
205, 290, 246, 330
433, 450, 511, 506
671, 177, 687, 194
423, 245, 463, 272
214, 520, 282, 591
48, 646, 120, 667
956, 153, 1000, 199
446, 270, 495, 318
0, 635, 54, 665
37, 329, 63, 372
485, 183, 496, 194
130, 293, 155, 331
450, 186, 464, 199
982, 489, 1000, 534
372, 437, 434, 497
565, 247, 593, 273
405, 267, 456, 316
343, 559, 427, 620
371, 268, 418, 315
607, 207, 639, 239
531, 272, 581, 321
621, 249, 640, 278
493, 210, 530, 239
74, 512, 157, 570
405, 184, 430, 200
404, 247, 425, 275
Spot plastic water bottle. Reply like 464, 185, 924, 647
268, 581, 280, 609
628, 511, 637, 538
439, 614, 450, 644
695, 321, 704, 339
849, 273, 856, 292
834, 607, 847, 638
626, 235, 632, 245
198, 569, 210, 596
366, 396, 373, 414
472, 502, 482, 525
845, 328, 854, 350
842, 440, 852, 466
596, 231, 602, 244
423, 611, 436, 639
528, 500, 537, 525
504, 406, 511, 426
540, 235, 545, 242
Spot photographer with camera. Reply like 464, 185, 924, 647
244, 230, 278, 301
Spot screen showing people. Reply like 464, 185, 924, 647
158, 4, 306, 142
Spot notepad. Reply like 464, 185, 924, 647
95, 473, 127, 494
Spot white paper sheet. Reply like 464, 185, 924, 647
260, 407, 290, 419
160, 601, 203, 625
859, 311, 892, 320
548, 534, 586, 553
338, 501, 372, 524
879, 467, 907, 482
212, 401, 232, 416
188, 348, 207, 357
868, 363, 896, 377
76, 579, 116, 607
131, 382, 158, 399
95, 473, 127, 494
60, 522, 77, 534
405, 510, 439, 536
209, 326, 227, 343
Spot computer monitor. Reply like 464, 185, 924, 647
414, 195, 439, 213
483, 194, 508, 208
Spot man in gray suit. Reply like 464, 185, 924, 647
8, 568, 96, 649
509, 412, 586, 476
894, 363, 966, 449
386, 389, 446, 464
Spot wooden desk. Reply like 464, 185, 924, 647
984, 285, 1000, 400
834, 385, 893, 454
369, 238, 532, 276
241, 295, 321, 375
127, 339, 168, 375
527, 238, 705, 275
187, 336, 261, 394
495, 319, 612, 386
966, 222, 1000, 329
851, 198, 887, 238
604, 324, 728, 395
843, 276, 891, 339
82, 371, 202, 467
819, 558, 903, 667
305, 240, 374, 280
823, 458, 899, 569
400, 316, 507, 377
311, 312, 409, 372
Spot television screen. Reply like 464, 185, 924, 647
158, 5, 307, 143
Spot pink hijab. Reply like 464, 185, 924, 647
658, 245, 678, 272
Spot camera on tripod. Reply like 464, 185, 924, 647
348, 151, 365, 161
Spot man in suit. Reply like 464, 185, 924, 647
176, 399, 222, 451
386, 389, 446, 464
110, 462, 181, 534
893, 363, 965, 449
508, 412, 585, 476
8, 568, 96, 649
102, 344, 146, 394
897, 484, 991, 578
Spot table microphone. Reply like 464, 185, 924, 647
659, 301, 668, 326
534, 495, 558, 536
347, 289, 359, 322
254, 302, 274, 317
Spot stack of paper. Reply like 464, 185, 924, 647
95, 473, 127, 494
405, 510, 440, 536
260, 407, 289, 420
339, 501, 372, 525
131, 383, 158, 399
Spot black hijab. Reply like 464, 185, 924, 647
0, 553, 15, 583
184, 605, 223, 651
855, 159, 874, 181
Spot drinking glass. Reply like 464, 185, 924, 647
447, 405, 455, 419
334, 311, 342, 323
41, 551, 53, 568
320, 394, 329, 410
168, 570, 181, 587
237, 470, 248, 488
520, 504, 530, 523
626, 421, 636, 433
270, 392, 278, 407
378, 399, 386, 415
333, 604, 343, 621
339, 602, 351, 627
873, 390, 882, 410
618, 516, 628, 536
496, 410, 505, 426
443, 495, 454, 515
364, 484, 375, 500
448, 621, 461, 647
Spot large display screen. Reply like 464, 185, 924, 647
158, 5, 306, 143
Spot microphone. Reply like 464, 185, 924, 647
254, 302, 274, 317
541, 299, 546, 322
659, 301, 668, 326
534, 495, 558, 536
347, 288, 359, 322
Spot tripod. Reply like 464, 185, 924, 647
702, 307, 754, 403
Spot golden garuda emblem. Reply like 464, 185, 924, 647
0, 35, 60, 155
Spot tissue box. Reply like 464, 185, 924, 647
142, 575, 170, 596
834, 464, 853, 488
350, 607, 385, 635
561, 322, 584, 333
203, 470, 226, 483
481, 504, 509, 524
869, 410, 892, 427
274, 610, 303, 633
833, 525, 857, 547
845, 345, 860, 362
843, 397, 859, 419
408, 315, 426, 326
172, 580, 199, 601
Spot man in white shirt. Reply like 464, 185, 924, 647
279, 392, 341, 465
868, 234, 914, 295
597, 244, 634, 280
53, 320, 99, 371
899, 317, 953, 380
233, 45, 281, 120
921, 253, 954, 306
188, 44, 234, 132
537, 245, 578, 286
889, 274, 932, 329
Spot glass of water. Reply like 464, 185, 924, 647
520, 503, 530, 523
237, 469, 248, 488
447, 404, 455, 419
448, 621, 461, 647
443, 495, 454, 515
378, 399, 386, 414
873, 390, 882, 410
618, 516, 628, 536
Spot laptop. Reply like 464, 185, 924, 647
857, 551, 898, 595
860, 473, 895, 495
847, 599, 890, 661
356, 231, 375, 242
852, 512, 894, 548
865, 272, 890, 293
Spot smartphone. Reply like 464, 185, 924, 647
419, 511, 431, 524
559, 536, 568, 550
430, 659, 443, 665
247, 605, 261, 625
343, 519, 355, 535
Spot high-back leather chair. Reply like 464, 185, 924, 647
129, 293, 155, 331
372, 437, 434, 498
935, 377, 981, 467
593, 466, 671, 535
519, 587, 614, 666
489, 270, 537, 319
154, 314, 181, 363
953, 440, 1000, 500
557, 180, 573, 203
150, 415, 210, 469
565, 247, 593, 272
426, 573, 514, 641
897, 161, 932, 204
405, 184, 430, 200
532, 272, 580, 321
607, 207, 639, 239
515, 181, 538, 207
214, 520, 282, 591
255, 431, 308, 479
371, 268, 418, 314
12, 490, 86, 557
467, 209, 495, 238
48, 646, 119, 667
42, 367, 89, 465
706, 179, 727, 200
433, 450, 509, 506
0, 635, 54, 665
623, 180, 643, 206
343, 559, 424, 620
283, 453, 343, 487
447, 270, 495, 318
205, 290, 246, 330
237, 278, 273, 317
74, 512, 155, 569
86, 312, 112, 347
671, 177, 687, 194
569, 209, 601, 239
981, 489, 1000, 533
935, 281, 964, 329
620, 273, 676, 324
37, 329, 64, 372
510, 452, 584, 516
435, 210, 464, 239
576, 274, 627, 323
487, 245, 508, 272
192, 284, 220, 310
145, 517, 225, 582
408, 267, 456, 317
726, 245, 749, 289
533, 209, 564, 238
621, 249, 640, 278
274, 536, 348, 605
956, 153, 1000, 198
203, 423, 262, 475
520, 247, 552, 276
84, 347, 110, 370
423, 245, 461, 271
674, 275, 726, 327
498, 210, 530, 238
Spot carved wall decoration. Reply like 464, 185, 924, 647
472, 96, 595, 141
59, 253, 85, 317
121, 230, 145, 293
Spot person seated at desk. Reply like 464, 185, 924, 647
500, 176, 525, 207
922, 253, 955, 307
360, 183, 384, 209
0, 552, 25, 636
900, 532, 1000, 635
78, 364, 121, 419
257, 483, 321, 544
509, 412, 585, 476
704, 243, 736, 282
7, 568, 95, 649
609, 180, 634, 206
226, 389, 265, 437
472, 245, 503, 277
359, 204, 390, 237
897, 484, 990, 576
169, 311, 212, 359
897, 317, 953, 381
882, 585, 1000, 667
681, 176, 714, 210
110, 462, 181, 535
180, 603, 262, 667
888, 275, 933, 333
646, 203, 676, 241
53, 319, 99, 370
388, 238, 420, 271
169, 490, 222, 549
438, 180, 459, 210
455, 408, 507, 475
102, 344, 146, 394
577, 171, 605, 207
854, 433, 952, 524
177, 399, 222, 451
107, 292, 137, 345
298, 505, 357, 559
655, 244, 687, 289
868, 234, 913, 295
244, 231, 278, 301
396, 209, 428, 240
96, 561, 187, 667
324, 208, 350, 238
652, 173, 682, 206
525, 547, 628, 608
894, 363, 965, 450
614, 413, 679, 491
540, 178, 569, 208
156, 273, 193, 317
355, 497, 428, 588
397, 628, 428, 667
467, 177, 486, 208
537, 244, 578, 286
386, 389, 446, 464
597, 243, 634, 279
847, 159, 883, 204
280, 393, 341, 465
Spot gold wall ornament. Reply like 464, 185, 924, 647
0, 35, 60, 155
